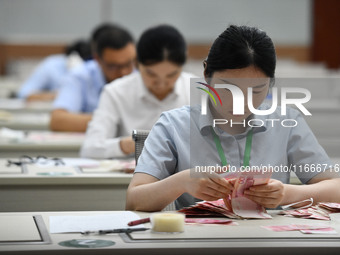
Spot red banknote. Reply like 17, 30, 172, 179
180, 168, 272, 219
229, 169, 272, 219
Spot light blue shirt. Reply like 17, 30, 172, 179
17, 55, 67, 99
53, 60, 105, 113
135, 104, 333, 209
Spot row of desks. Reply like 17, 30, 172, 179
1, 157, 340, 213
0, 159, 134, 212
1, 210, 340, 254
0, 131, 85, 158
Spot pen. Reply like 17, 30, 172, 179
127, 217, 150, 226
82, 227, 149, 235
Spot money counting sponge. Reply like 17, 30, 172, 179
151, 212, 185, 233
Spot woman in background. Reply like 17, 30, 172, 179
81, 24, 195, 158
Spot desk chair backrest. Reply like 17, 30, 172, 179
132, 129, 150, 164
132, 129, 176, 211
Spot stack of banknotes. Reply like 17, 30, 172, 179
180, 168, 340, 220
262, 224, 337, 234
279, 202, 340, 220
179, 169, 273, 219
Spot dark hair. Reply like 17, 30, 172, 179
91, 23, 134, 57
205, 25, 276, 80
137, 24, 186, 66
65, 40, 92, 60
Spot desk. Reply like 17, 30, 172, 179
0, 111, 50, 130
0, 159, 133, 212
0, 131, 84, 158
0, 98, 52, 131
1, 210, 340, 254
0, 98, 53, 113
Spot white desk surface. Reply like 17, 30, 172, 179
0, 98, 53, 113
0, 111, 50, 130
0, 164, 133, 185
0, 131, 85, 158
1, 210, 340, 255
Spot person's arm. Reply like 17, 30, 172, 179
80, 86, 130, 158
50, 109, 92, 132
126, 171, 235, 212
243, 109, 340, 208
26, 92, 56, 102
119, 136, 135, 155
284, 178, 340, 204
17, 58, 52, 99
244, 171, 340, 208
51, 68, 89, 132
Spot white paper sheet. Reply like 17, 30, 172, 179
49, 212, 142, 233
34, 157, 100, 168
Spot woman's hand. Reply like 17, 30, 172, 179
182, 170, 235, 201
243, 179, 285, 208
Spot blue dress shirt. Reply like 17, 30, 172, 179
53, 60, 105, 113
17, 55, 67, 99
135, 104, 334, 209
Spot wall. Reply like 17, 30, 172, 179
0, 0, 311, 45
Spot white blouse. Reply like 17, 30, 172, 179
80, 71, 195, 159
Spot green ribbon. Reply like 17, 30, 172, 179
210, 126, 253, 168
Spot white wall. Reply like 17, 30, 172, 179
0, 0, 311, 45
0, 0, 103, 43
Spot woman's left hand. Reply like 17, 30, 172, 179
243, 179, 285, 208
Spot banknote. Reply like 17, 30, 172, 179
262, 224, 336, 234
229, 169, 272, 219
299, 228, 337, 234
279, 202, 340, 220
318, 202, 340, 211
185, 218, 237, 225
180, 168, 273, 219
262, 224, 332, 232
179, 199, 239, 219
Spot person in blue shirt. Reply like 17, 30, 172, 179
17, 40, 92, 102
126, 25, 340, 212
50, 24, 136, 132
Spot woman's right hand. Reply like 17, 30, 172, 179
182, 169, 235, 201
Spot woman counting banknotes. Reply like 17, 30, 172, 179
126, 25, 340, 212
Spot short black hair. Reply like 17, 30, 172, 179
65, 40, 92, 60
205, 25, 276, 80
137, 24, 186, 66
91, 23, 134, 57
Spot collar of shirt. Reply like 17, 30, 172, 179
138, 72, 180, 102
198, 102, 268, 138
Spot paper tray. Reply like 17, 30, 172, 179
0, 215, 51, 245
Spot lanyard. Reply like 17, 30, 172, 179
210, 126, 253, 168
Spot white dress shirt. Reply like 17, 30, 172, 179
80, 71, 195, 158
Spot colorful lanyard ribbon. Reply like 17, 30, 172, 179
210, 126, 253, 168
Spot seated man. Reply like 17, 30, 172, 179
50, 23, 136, 132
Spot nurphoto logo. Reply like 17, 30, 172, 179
196, 82, 312, 128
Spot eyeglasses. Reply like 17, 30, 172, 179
7, 155, 65, 167
100, 59, 135, 71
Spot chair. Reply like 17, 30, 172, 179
132, 129, 150, 164
132, 129, 176, 211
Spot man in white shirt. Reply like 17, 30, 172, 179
80, 25, 195, 158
